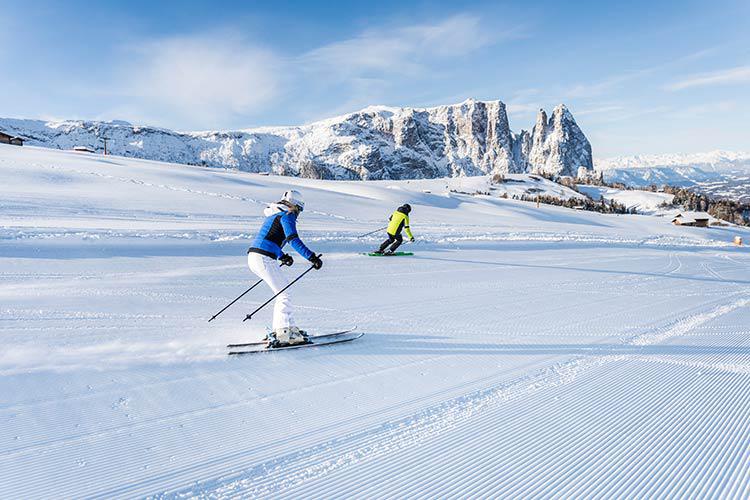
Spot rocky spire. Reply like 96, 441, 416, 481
525, 104, 593, 177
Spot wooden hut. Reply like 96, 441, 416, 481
672, 213, 710, 228
0, 131, 24, 146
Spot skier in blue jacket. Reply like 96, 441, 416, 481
247, 190, 322, 346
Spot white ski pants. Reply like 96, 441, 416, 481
247, 252, 295, 330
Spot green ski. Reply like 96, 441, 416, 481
364, 251, 414, 257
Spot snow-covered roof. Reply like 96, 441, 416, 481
672, 212, 712, 224
0, 131, 23, 141
673, 211, 710, 220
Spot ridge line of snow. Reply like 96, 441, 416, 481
631, 296, 750, 346
596, 150, 750, 170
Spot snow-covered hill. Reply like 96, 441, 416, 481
576, 185, 675, 214
382, 174, 586, 202
0, 99, 592, 180
2, 144, 750, 498
596, 151, 750, 201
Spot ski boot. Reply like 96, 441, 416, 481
266, 326, 309, 348
287, 327, 310, 345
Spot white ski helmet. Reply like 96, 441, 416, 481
282, 189, 305, 211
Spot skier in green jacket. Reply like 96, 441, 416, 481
374, 204, 414, 254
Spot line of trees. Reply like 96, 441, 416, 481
569, 171, 750, 226
491, 170, 750, 226
511, 193, 633, 215
660, 185, 750, 226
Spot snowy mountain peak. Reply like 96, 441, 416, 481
517, 104, 592, 177
596, 150, 750, 201
0, 99, 593, 180
552, 103, 571, 116
596, 150, 750, 171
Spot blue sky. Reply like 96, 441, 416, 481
1, 0, 748, 156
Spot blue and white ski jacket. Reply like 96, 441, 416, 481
248, 204, 315, 261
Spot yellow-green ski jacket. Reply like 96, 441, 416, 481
387, 207, 413, 239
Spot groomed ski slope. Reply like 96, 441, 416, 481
1, 144, 750, 499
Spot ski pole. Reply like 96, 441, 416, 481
243, 255, 321, 322
208, 262, 287, 322
358, 226, 387, 238
208, 280, 263, 322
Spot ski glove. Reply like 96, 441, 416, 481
279, 253, 294, 266
309, 254, 323, 270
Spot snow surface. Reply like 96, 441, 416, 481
2, 144, 750, 498
577, 185, 675, 214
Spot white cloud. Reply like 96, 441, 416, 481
300, 14, 502, 79
563, 49, 726, 101
666, 65, 750, 91
576, 105, 625, 116
597, 105, 671, 123
111, 14, 508, 128
669, 100, 737, 117
676, 48, 718, 63
0, 18, 11, 62
564, 69, 654, 99
506, 102, 539, 115
120, 33, 282, 128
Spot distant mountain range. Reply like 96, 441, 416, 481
6, 103, 747, 202
0, 99, 593, 180
597, 151, 750, 202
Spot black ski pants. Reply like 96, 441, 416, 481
378, 233, 403, 253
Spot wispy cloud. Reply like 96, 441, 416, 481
118, 32, 282, 128
0, 18, 11, 60
598, 105, 671, 123
300, 14, 511, 79
576, 105, 625, 116
669, 100, 737, 117
505, 89, 542, 116
666, 65, 750, 91
563, 48, 731, 101
675, 47, 718, 63
564, 69, 655, 99
111, 14, 516, 128
506, 102, 539, 116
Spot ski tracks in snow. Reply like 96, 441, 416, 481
166, 292, 750, 498
631, 296, 750, 346
165, 356, 619, 499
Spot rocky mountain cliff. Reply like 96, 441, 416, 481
0, 99, 593, 180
